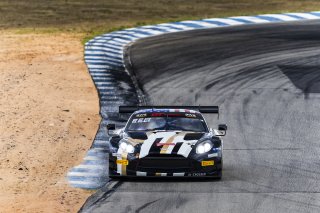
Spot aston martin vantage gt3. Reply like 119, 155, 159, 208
107, 106, 227, 179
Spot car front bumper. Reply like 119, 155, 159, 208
109, 153, 222, 178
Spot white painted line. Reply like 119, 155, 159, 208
259, 14, 298, 21
87, 41, 123, 48
91, 73, 113, 77
85, 50, 123, 55
86, 48, 123, 54
113, 38, 131, 44
203, 18, 245, 26
116, 31, 149, 38
86, 62, 122, 66
104, 41, 125, 47
231, 16, 270, 23
87, 64, 114, 69
92, 40, 123, 47
86, 42, 123, 53
86, 47, 123, 54
89, 68, 109, 71
112, 31, 146, 38
151, 26, 181, 33
96, 86, 116, 90
137, 28, 164, 35
157, 23, 192, 30
85, 56, 107, 60
93, 36, 115, 41
95, 82, 115, 85
161, 23, 195, 30
109, 35, 136, 40
181, 21, 218, 28
86, 59, 122, 64
92, 79, 113, 82
90, 72, 110, 74
86, 53, 122, 59
95, 35, 125, 41
99, 92, 116, 96
141, 26, 176, 33
286, 13, 320, 20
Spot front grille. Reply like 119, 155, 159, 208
146, 154, 185, 158
137, 155, 190, 172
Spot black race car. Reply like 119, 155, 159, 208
107, 106, 227, 179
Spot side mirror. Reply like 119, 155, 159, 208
106, 124, 117, 136
217, 124, 227, 136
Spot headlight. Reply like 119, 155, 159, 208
196, 140, 213, 154
119, 141, 135, 153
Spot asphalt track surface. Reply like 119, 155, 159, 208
81, 20, 320, 213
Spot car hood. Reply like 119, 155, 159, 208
124, 131, 207, 158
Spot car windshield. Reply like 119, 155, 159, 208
126, 113, 208, 132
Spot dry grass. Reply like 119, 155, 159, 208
1, 1, 320, 44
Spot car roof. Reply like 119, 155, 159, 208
133, 108, 201, 114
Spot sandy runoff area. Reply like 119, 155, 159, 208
0, 31, 101, 212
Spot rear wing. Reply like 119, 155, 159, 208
119, 106, 219, 114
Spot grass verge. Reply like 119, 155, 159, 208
1, 1, 320, 46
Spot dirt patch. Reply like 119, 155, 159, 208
0, 31, 100, 212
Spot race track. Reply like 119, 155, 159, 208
81, 20, 320, 213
